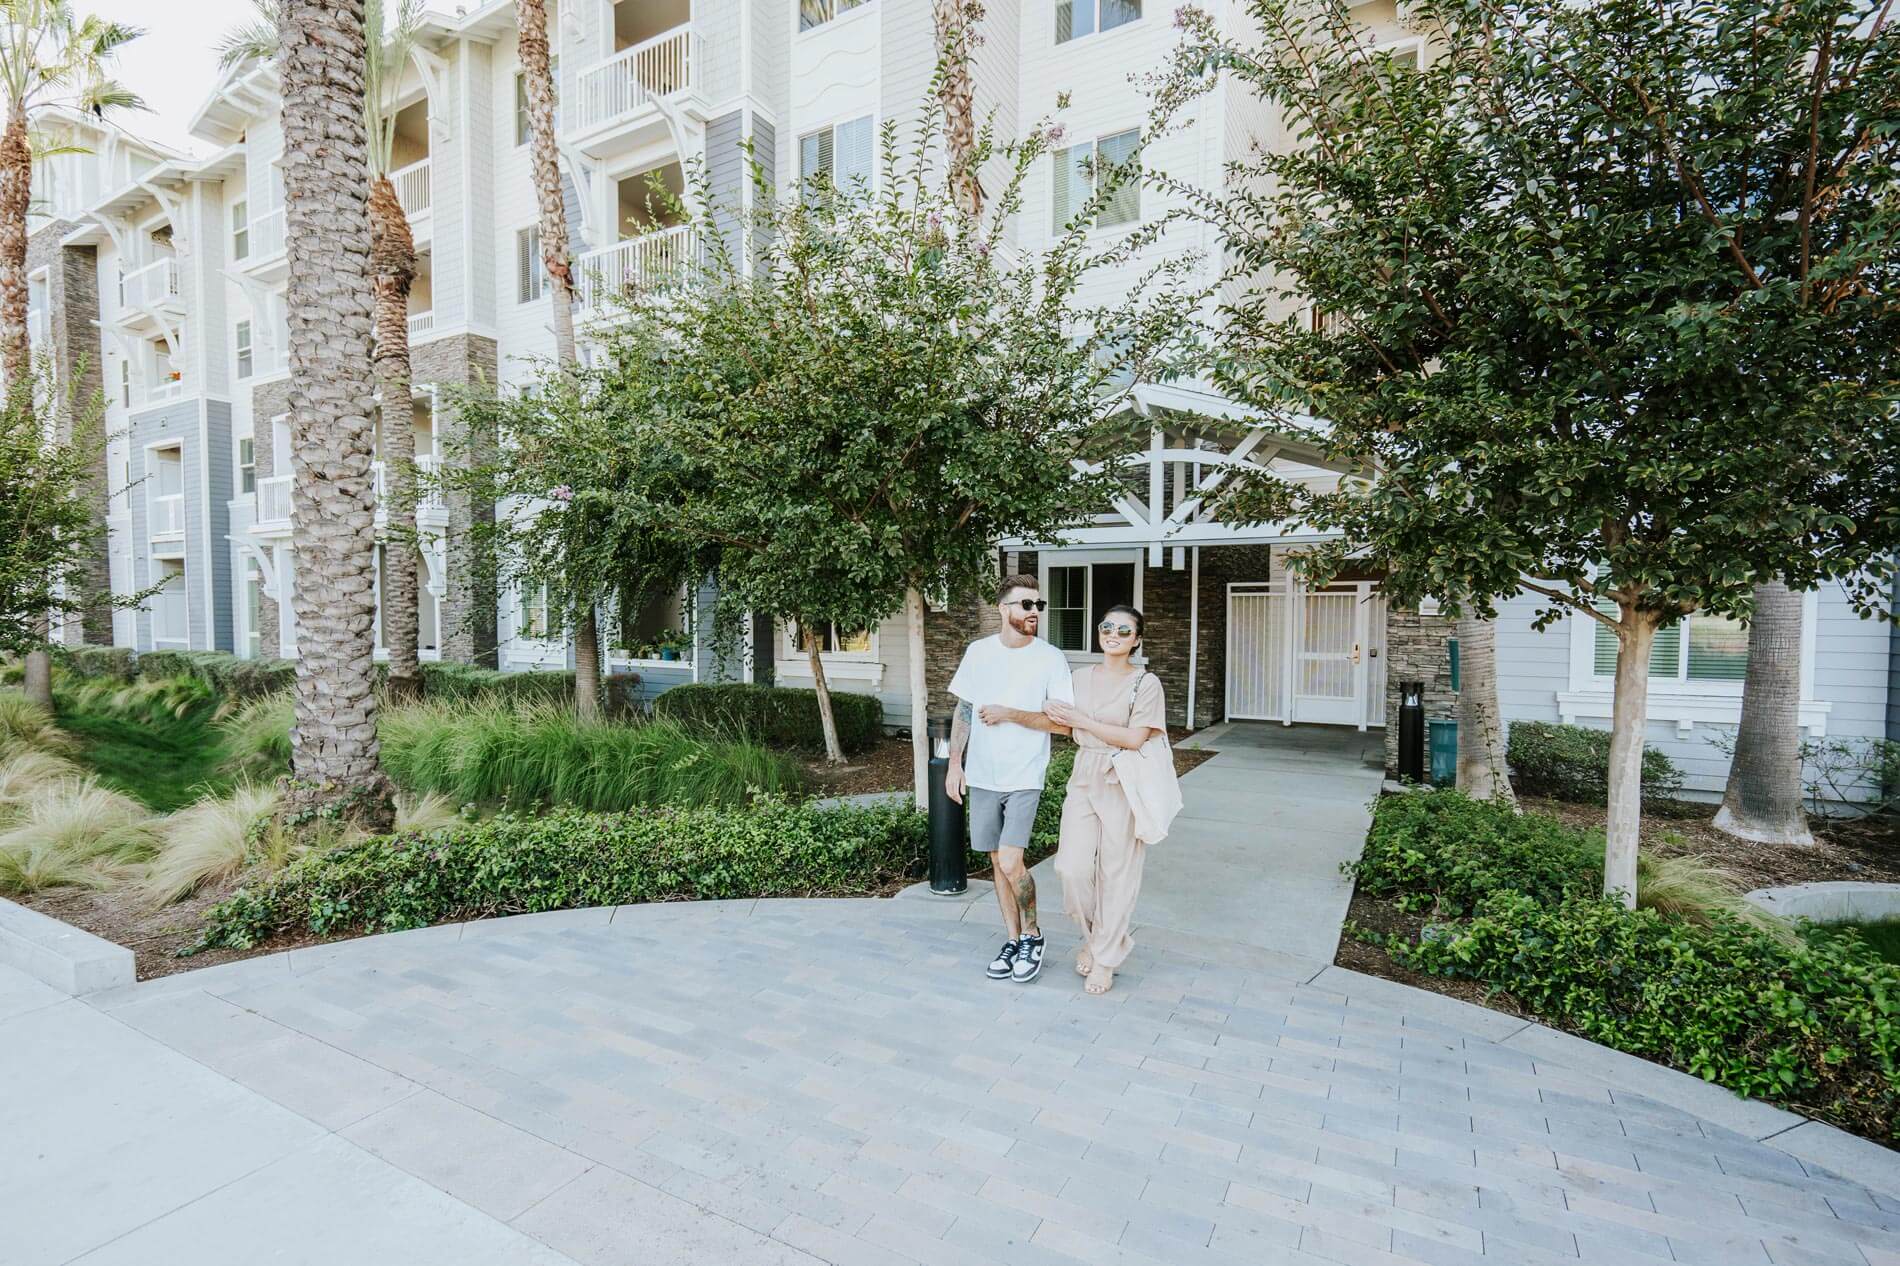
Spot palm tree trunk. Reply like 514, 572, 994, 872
1604, 605, 1659, 909
1715, 581, 1812, 845
933, 0, 985, 221
369, 174, 422, 703
3, 105, 51, 707
1455, 614, 1515, 807
807, 631, 845, 764
516, 0, 597, 717
280, 0, 393, 830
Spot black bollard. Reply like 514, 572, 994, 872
1397, 681, 1426, 783
926, 715, 967, 895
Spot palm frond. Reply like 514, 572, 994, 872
364, 0, 426, 176
216, 0, 280, 72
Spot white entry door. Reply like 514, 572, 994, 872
1227, 580, 1384, 728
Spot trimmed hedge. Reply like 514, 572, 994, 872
1507, 720, 1683, 803
417, 661, 574, 705
54, 645, 136, 682
197, 798, 926, 948
655, 682, 883, 755
1352, 790, 1900, 1140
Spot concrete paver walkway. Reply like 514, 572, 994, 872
12, 887, 1900, 1265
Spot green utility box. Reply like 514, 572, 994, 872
1428, 718, 1458, 787
1447, 637, 1461, 693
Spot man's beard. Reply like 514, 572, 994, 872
1006, 609, 1039, 637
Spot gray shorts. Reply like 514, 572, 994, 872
968, 787, 1042, 852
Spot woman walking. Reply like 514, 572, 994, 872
1045, 604, 1179, 996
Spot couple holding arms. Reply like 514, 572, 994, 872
943, 573, 1180, 996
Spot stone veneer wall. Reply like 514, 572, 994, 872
27, 218, 110, 644
410, 333, 499, 668
1383, 606, 1458, 775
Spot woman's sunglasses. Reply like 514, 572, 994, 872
1008, 599, 1048, 612
1098, 622, 1136, 638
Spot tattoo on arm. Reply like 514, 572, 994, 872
949, 701, 972, 760
1015, 870, 1038, 934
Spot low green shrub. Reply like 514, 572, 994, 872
132, 651, 296, 701
55, 645, 135, 682
197, 798, 926, 948
419, 662, 574, 705
216, 693, 295, 782
1390, 892, 1900, 1139
655, 682, 883, 755
1507, 720, 1683, 803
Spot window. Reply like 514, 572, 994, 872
1052, 129, 1140, 232
518, 582, 550, 639
799, 115, 874, 198
514, 61, 560, 147
243, 560, 264, 659
231, 200, 249, 261
1591, 605, 1748, 684
788, 621, 873, 657
1045, 560, 1136, 653
517, 226, 544, 303
238, 437, 256, 495
119, 359, 130, 409
235, 320, 253, 379
1056, 0, 1140, 44
800, 0, 868, 33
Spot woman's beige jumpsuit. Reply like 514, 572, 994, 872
1054, 667, 1167, 971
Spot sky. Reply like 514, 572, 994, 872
79, 0, 270, 156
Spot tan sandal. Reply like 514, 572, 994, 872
1075, 947, 1093, 977
1085, 964, 1114, 995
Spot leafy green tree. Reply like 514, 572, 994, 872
1165, 0, 1900, 903
566, 104, 1198, 762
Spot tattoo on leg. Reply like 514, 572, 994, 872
1015, 870, 1038, 935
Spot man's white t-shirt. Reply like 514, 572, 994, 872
948, 634, 1076, 793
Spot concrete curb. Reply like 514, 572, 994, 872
1310, 964, 1900, 1195
0, 895, 135, 996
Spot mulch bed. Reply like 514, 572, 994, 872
17, 884, 354, 982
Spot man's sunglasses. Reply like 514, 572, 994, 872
1098, 622, 1136, 638
1007, 599, 1048, 612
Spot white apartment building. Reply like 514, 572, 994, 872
27, 0, 1893, 794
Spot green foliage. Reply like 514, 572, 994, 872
51, 675, 233, 811
216, 693, 295, 783
134, 650, 297, 702
1507, 722, 1683, 805
375, 702, 804, 812
416, 661, 574, 705
1352, 790, 1900, 1138
1030, 745, 1076, 855
196, 798, 927, 948
654, 683, 883, 756
53, 645, 135, 682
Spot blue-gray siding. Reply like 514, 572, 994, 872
202, 398, 235, 652
706, 110, 745, 263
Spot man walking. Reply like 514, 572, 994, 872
946, 574, 1074, 982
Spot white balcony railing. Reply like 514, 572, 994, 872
256, 473, 292, 525
150, 492, 185, 539
576, 224, 698, 312
407, 310, 434, 338
248, 207, 286, 261
372, 454, 445, 514
148, 376, 185, 404
123, 257, 180, 311
572, 26, 697, 134
391, 157, 431, 220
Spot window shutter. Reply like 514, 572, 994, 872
836, 116, 874, 190
518, 227, 542, 303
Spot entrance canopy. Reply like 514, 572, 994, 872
1005, 381, 1361, 562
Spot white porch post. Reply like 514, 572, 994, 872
1186, 545, 1200, 729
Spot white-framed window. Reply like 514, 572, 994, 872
1588, 603, 1748, 686
514, 60, 559, 147
783, 621, 875, 659
237, 436, 256, 495
119, 359, 130, 408
516, 225, 544, 303
1042, 556, 1139, 654
800, 0, 869, 33
517, 581, 550, 640
1052, 128, 1140, 232
235, 319, 253, 379
231, 199, 249, 261
798, 115, 874, 197
242, 557, 264, 659
1056, 0, 1140, 44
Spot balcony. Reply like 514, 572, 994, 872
253, 473, 292, 539
576, 225, 698, 315
391, 157, 431, 236
240, 207, 289, 282
120, 258, 185, 331
569, 26, 702, 159
407, 310, 434, 339
146, 376, 186, 406
372, 453, 447, 528
149, 493, 186, 556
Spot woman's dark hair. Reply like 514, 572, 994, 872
1102, 603, 1144, 646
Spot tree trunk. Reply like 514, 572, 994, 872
279, 0, 394, 831
1604, 605, 1660, 908
906, 586, 930, 808
574, 604, 601, 719
1455, 614, 1515, 808
369, 174, 422, 703
1715, 581, 1812, 845
517, 0, 577, 367
0, 107, 30, 393
933, 0, 985, 221
21, 641, 52, 710
807, 632, 845, 764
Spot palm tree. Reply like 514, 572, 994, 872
276, 0, 394, 827
0, 1, 140, 708
515, 0, 601, 718
1715, 581, 1812, 844
1455, 613, 1516, 807
222, 0, 427, 703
